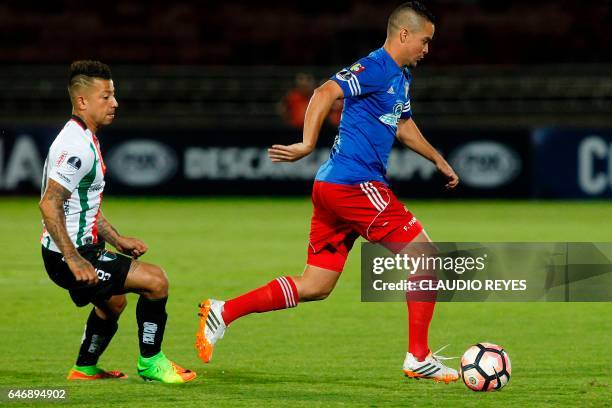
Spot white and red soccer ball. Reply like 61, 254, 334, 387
459, 343, 511, 391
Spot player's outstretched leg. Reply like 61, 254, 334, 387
196, 276, 298, 363
67, 295, 128, 380
196, 265, 339, 363
124, 261, 196, 384
396, 231, 458, 383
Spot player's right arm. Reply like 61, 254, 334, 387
396, 118, 459, 189
39, 139, 98, 285
39, 180, 98, 284
268, 80, 344, 162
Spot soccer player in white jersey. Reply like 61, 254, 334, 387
39, 60, 195, 383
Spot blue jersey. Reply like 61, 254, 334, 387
315, 47, 413, 185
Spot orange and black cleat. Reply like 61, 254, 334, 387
67, 365, 128, 380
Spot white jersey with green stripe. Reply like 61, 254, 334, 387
40, 117, 106, 252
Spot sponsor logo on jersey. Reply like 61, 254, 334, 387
56, 150, 68, 166
387, 86, 395, 94
335, 69, 354, 81
349, 63, 366, 74
336, 67, 362, 95
88, 183, 104, 192
59, 155, 82, 175
67, 156, 81, 171
54, 171, 72, 184
330, 134, 342, 157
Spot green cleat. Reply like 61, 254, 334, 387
137, 351, 196, 384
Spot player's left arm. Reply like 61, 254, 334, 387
97, 211, 148, 258
396, 118, 459, 189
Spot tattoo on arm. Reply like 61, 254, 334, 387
39, 179, 79, 261
97, 212, 121, 247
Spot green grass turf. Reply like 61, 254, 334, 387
0, 197, 611, 407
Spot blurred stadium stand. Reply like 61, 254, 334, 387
2, 65, 611, 128
1, 1, 611, 65
1, 0, 611, 129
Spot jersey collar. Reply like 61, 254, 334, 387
70, 114, 88, 131
379, 47, 412, 79
379, 47, 402, 72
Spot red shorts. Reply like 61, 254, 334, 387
307, 180, 423, 272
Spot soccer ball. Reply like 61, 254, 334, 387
459, 343, 511, 391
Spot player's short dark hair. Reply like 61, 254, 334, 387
387, 1, 435, 36
68, 60, 112, 102
69, 60, 112, 81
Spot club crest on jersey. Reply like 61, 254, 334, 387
378, 102, 404, 127
349, 63, 366, 74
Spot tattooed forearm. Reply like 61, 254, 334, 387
39, 179, 79, 260
97, 212, 121, 247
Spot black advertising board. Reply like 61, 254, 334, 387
1, 126, 531, 197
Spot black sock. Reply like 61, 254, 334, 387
136, 296, 168, 357
75, 308, 118, 366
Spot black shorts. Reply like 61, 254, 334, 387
41, 242, 132, 307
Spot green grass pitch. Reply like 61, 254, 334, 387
0, 197, 610, 407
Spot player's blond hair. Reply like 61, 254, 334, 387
387, 1, 435, 37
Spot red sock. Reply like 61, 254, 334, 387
406, 274, 437, 360
407, 301, 435, 361
221, 277, 298, 325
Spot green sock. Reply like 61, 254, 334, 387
73, 365, 105, 375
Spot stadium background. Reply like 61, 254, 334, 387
0, 1, 611, 406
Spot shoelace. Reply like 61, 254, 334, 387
431, 344, 458, 362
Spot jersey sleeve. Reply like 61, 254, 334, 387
400, 75, 413, 119
331, 58, 386, 98
400, 99, 412, 119
47, 141, 95, 192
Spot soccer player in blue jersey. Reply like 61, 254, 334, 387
197, 1, 460, 382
